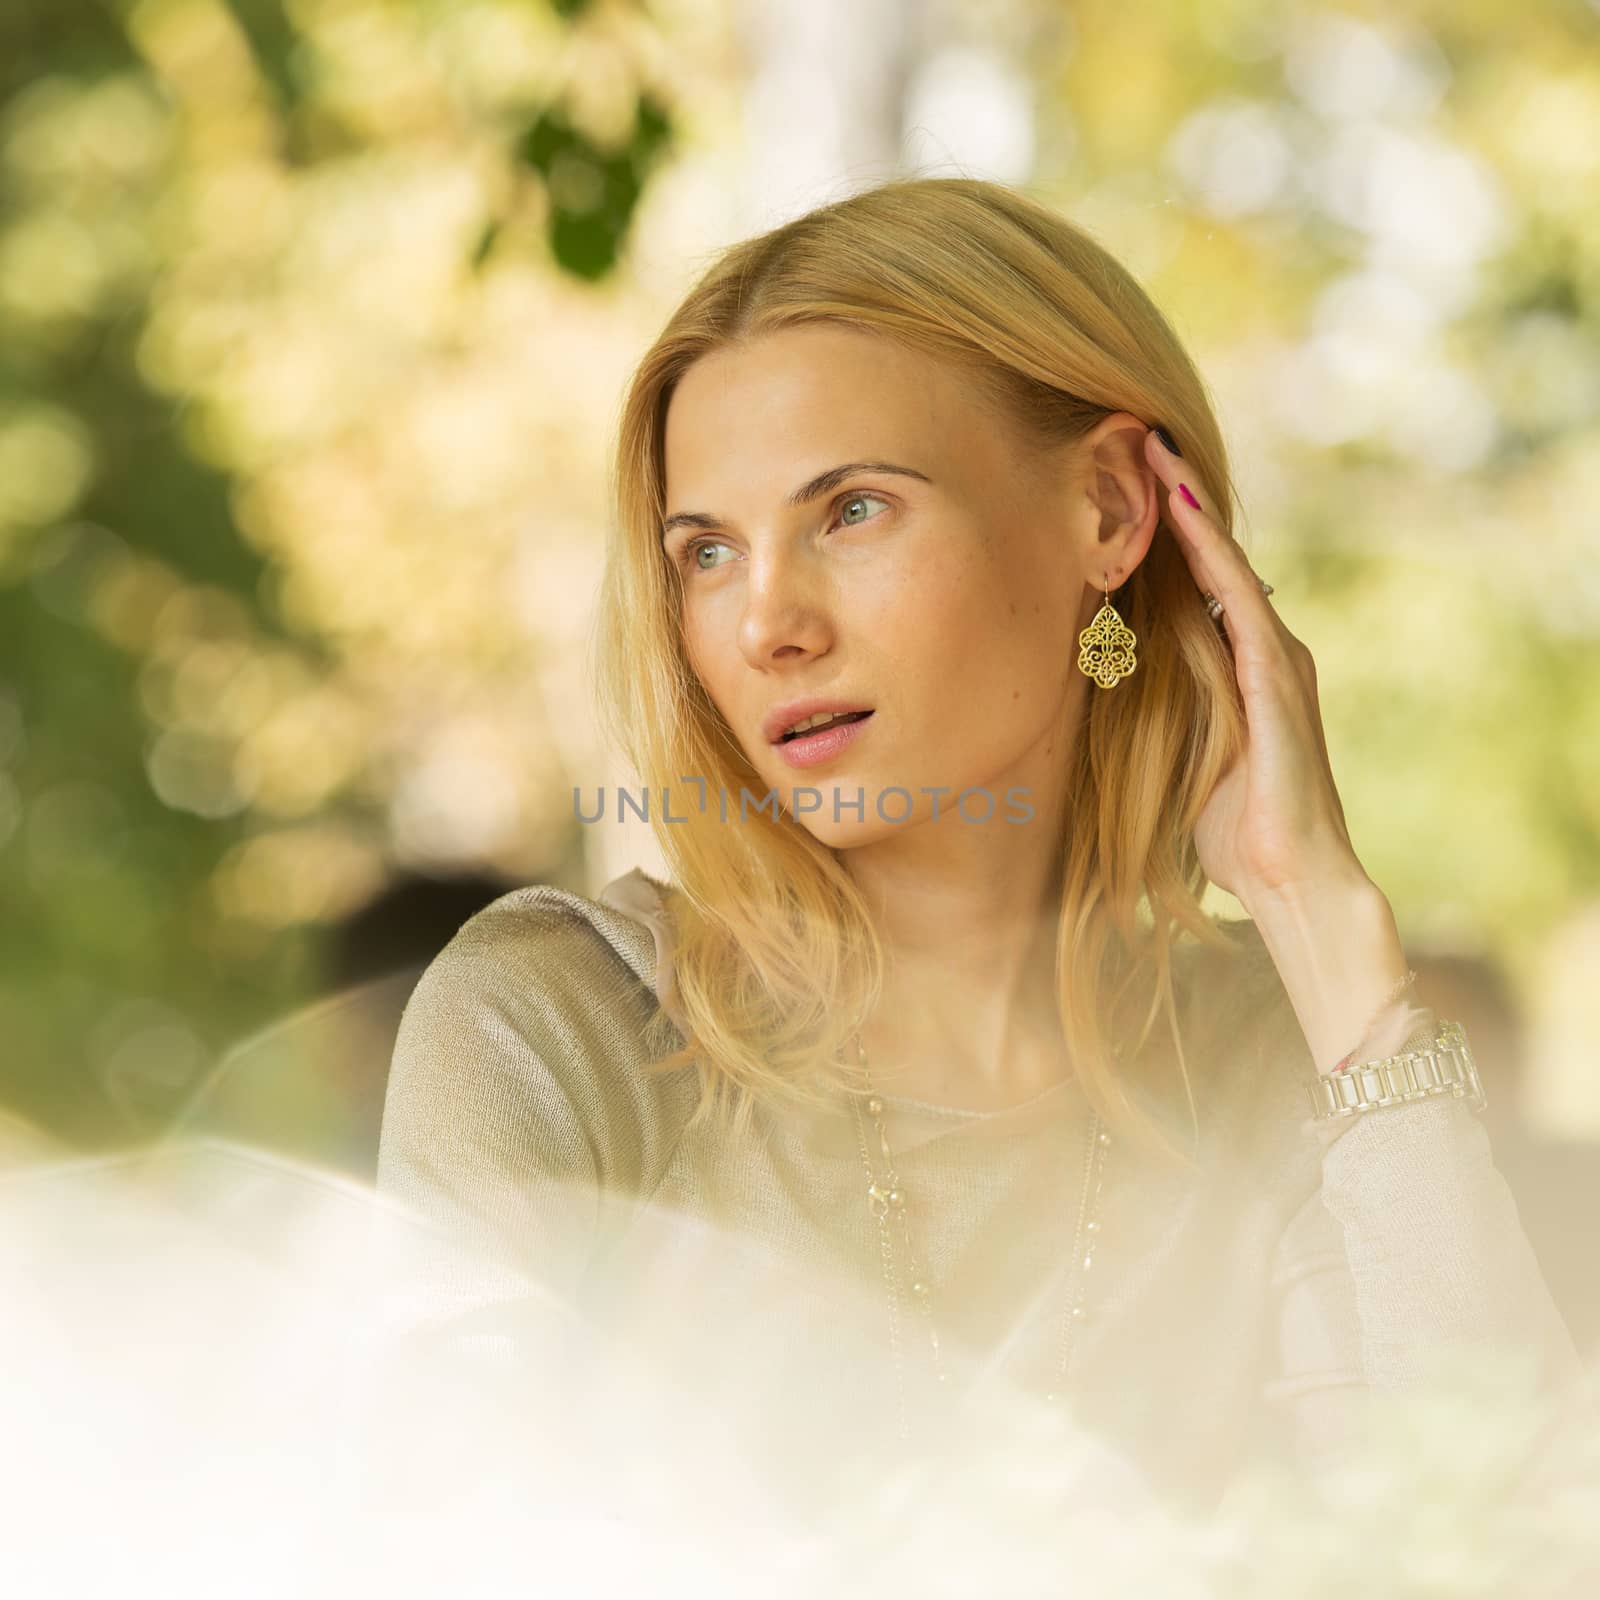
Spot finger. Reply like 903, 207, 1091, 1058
1144, 429, 1290, 649
1158, 488, 1230, 633
1148, 453, 1261, 616
1143, 430, 1243, 605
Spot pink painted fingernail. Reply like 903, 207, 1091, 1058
1178, 483, 1200, 509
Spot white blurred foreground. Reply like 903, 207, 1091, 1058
0, 1137, 1596, 1599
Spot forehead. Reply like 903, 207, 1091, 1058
663, 325, 982, 488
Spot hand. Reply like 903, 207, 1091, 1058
1143, 429, 1366, 911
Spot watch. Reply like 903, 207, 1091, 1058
1306, 1018, 1488, 1122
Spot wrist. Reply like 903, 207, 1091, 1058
1239, 855, 1382, 927
1246, 874, 1412, 1077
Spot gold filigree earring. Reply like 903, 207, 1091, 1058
1077, 576, 1138, 688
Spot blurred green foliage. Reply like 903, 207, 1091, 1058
0, 0, 675, 1144
0, 0, 1596, 1149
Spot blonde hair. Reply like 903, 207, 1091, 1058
593, 177, 1248, 1173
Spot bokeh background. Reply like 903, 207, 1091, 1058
3, 0, 1598, 1191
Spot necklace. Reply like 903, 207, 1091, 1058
847, 1031, 1112, 1444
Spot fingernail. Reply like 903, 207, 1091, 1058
1154, 426, 1182, 457
1178, 483, 1200, 509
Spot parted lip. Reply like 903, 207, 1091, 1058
762, 698, 875, 744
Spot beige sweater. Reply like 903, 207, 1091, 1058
375, 868, 1588, 1518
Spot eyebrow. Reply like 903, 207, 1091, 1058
660, 460, 933, 542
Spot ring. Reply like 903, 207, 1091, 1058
1201, 577, 1274, 622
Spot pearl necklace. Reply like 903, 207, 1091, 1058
847, 1032, 1112, 1444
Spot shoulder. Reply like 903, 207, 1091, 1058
418, 875, 667, 1004
398, 870, 684, 1044
384, 874, 693, 1187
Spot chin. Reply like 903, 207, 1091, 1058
769, 776, 940, 849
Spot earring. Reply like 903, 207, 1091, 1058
1077, 577, 1138, 688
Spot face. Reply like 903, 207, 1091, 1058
660, 323, 1156, 849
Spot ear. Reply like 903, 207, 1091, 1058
1080, 413, 1162, 589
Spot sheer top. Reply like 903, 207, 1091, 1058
375, 868, 1587, 1516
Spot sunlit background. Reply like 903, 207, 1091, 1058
3, 0, 1599, 1161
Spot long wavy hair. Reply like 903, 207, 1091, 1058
592, 177, 1249, 1173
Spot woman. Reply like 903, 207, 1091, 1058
376, 178, 1587, 1534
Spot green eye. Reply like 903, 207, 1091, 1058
835, 492, 889, 528
678, 491, 891, 575
685, 539, 732, 570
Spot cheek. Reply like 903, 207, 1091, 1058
680, 615, 752, 746
911, 568, 1073, 718
877, 577, 1000, 707
911, 553, 1058, 660
679, 609, 722, 701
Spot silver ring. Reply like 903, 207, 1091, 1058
1202, 576, 1273, 621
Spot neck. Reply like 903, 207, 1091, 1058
837, 714, 1079, 1110
849, 873, 1072, 1111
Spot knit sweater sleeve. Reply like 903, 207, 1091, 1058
1252, 975, 1590, 1479
374, 887, 684, 1347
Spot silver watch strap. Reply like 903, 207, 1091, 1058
1306, 1019, 1487, 1121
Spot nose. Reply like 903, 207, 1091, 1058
736, 546, 835, 667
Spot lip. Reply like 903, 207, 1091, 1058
762, 697, 876, 745
772, 710, 875, 769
